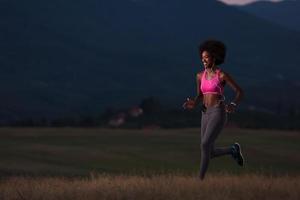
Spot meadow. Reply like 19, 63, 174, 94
0, 128, 299, 199
1, 174, 299, 200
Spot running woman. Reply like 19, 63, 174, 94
183, 40, 245, 180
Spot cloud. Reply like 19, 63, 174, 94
218, 0, 284, 5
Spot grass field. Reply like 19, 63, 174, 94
0, 127, 299, 177
1, 174, 299, 200
0, 128, 299, 199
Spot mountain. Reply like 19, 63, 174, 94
0, 0, 300, 121
237, 0, 300, 31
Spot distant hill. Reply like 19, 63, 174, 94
0, 0, 300, 121
237, 0, 300, 31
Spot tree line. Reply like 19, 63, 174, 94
2, 97, 300, 130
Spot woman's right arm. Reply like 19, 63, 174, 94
194, 72, 203, 107
183, 72, 203, 110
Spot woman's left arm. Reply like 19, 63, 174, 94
220, 71, 244, 111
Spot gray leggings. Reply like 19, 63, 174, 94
199, 105, 232, 180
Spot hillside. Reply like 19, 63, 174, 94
238, 0, 300, 31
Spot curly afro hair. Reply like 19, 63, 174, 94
198, 40, 226, 65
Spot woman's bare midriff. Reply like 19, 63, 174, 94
203, 94, 223, 108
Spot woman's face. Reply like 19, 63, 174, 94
201, 51, 214, 69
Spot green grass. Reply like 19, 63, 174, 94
0, 128, 299, 177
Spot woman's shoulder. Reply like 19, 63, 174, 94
218, 69, 233, 82
196, 70, 205, 77
218, 68, 228, 77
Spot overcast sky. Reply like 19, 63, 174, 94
218, 0, 284, 5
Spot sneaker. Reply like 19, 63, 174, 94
231, 142, 244, 167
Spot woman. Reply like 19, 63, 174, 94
183, 40, 244, 180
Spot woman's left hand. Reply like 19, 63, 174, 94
225, 104, 236, 113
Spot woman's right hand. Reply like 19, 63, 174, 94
182, 98, 195, 110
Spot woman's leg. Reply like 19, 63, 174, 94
210, 112, 233, 158
199, 109, 226, 180
201, 111, 208, 140
211, 146, 232, 158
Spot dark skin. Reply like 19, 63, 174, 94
183, 51, 244, 113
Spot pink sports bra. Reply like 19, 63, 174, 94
200, 69, 224, 95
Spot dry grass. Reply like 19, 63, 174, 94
0, 174, 299, 200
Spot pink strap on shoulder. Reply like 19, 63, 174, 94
202, 70, 206, 79
198, 71, 204, 81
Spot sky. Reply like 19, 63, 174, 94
218, 0, 284, 5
